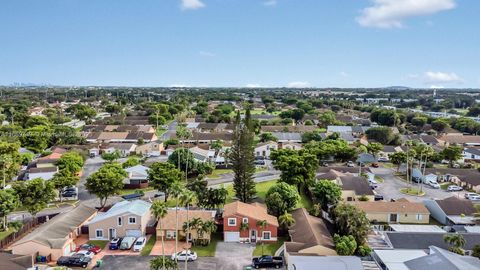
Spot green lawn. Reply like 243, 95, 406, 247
191, 233, 220, 257
298, 191, 313, 209
252, 237, 286, 256
141, 235, 156, 256
119, 187, 155, 196
400, 187, 425, 196
208, 169, 233, 179
440, 182, 455, 190
0, 228, 14, 241
88, 240, 109, 249
374, 175, 384, 183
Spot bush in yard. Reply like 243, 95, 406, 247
265, 182, 300, 217
357, 245, 373, 257
333, 234, 357, 256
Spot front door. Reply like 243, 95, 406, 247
109, 228, 117, 239
250, 230, 257, 243
389, 214, 398, 223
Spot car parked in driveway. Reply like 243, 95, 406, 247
75, 243, 102, 254
465, 192, 479, 199
447, 185, 463, 192
133, 237, 146, 252
346, 161, 355, 167
171, 250, 197, 261
252, 255, 284, 269
468, 195, 480, 202
120, 236, 136, 250
75, 250, 95, 259
109, 238, 123, 250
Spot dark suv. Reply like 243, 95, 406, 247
57, 255, 91, 268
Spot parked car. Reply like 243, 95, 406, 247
74, 250, 94, 259
57, 256, 91, 269
374, 195, 384, 201
465, 192, 479, 199
61, 190, 77, 197
121, 193, 143, 200
370, 163, 379, 168
320, 162, 329, 167
255, 156, 266, 160
252, 256, 284, 269
468, 195, 480, 202
120, 236, 137, 250
109, 238, 123, 250
254, 160, 266, 166
133, 237, 147, 252
171, 250, 198, 261
428, 182, 440, 189
447, 185, 463, 192
378, 157, 389, 162
346, 161, 355, 167
75, 243, 102, 254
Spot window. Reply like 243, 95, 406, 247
416, 214, 423, 221
228, 218, 236, 226
242, 218, 248, 224
117, 217, 122, 226
262, 231, 271, 240
96, 229, 103, 238
128, 217, 136, 224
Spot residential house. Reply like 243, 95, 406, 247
463, 147, 480, 162
424, 196, 477, 225
337, 175, 375, 202
124, 165, 150, 189
255, 141, 277, 158
190, 146, 216, 163
282, 141, 303, 150
260, 125, 317, 133
271, 132, 302, 144
286, 256, 364, 270
284, 208, 336, 258
223, 201, 278, 243
26, 166, 58, 181
379, 145, 403, 159
405, 135, 440, 146
102, 143, 137, 157
350, 201, 430, 224
0, 253, 33, 270
135, 141, 164, 157
10, 204, 96, 261
404, 246, 480, 270
87, 200, 153, 240
424, 168, 480, 192
327, 126, 352, 134
156, 209, 216, 242
438, 134, 480, 147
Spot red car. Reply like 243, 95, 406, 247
370, 163, 379, 168
75, 244, 102, 254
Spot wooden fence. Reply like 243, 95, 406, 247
0, 213, 59, 249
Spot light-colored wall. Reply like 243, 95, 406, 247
424, 200, 447, 225
341, 190, 375, 202
364, 212, 429, 224
27, 171, 56, 181
88, 211, 150, 240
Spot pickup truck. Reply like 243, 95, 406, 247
252, 255, 283, 269
57, 255, 91, 268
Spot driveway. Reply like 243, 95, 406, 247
370, 167, 461, 202
150, 240, 191, 256
214, 242, 255, 270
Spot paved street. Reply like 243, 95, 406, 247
371, 167, 465, 202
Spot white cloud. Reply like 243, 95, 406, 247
199, 51, 215, 57
246, 84, 262, 88
357, 0, 456, 28
424, 71, 462, 83
170, 84, 191, 88
263, 0, 277, 7
430, 85, 445, 89
181, 0, 205, 10
340, 71, 349, 77
287, 81, 310, 88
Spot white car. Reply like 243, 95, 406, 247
447, 185, 463, 192
465, 192, 479, 199
468, 195, 480, 201
75, 250, 95, 259
133, 237, 146, 252
171, 250, 198, 262
428, 182, 440, 189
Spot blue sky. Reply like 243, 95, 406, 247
0, 0, 478, 88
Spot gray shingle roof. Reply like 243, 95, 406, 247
271, 132, 302, 142
386, 232, 480, 250
404, 246, 480, 270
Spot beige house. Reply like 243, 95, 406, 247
87, 200, 152, 240
10, 204, 96, 261
350, 201, 430, 224
156, 209, 216, 242
135, 141, 164, 156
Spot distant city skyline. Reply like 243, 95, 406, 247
1, 0, 478, 88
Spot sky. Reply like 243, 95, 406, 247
0, 0, 479, 88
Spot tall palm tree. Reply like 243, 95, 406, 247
170, 182, 183, 263
180, 190, 196, 270
151, 200, 168, 270
444, 233, 466, 250
278, 211, 295, 230
256, 220, 267, 255
201, 220, 217, 245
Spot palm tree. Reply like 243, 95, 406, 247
170, 182, 183, 263
278, 211, 295, 231
444, 233, 466, 254
180, 190, 195, 270
150, 256, 178, 270
200, 220, 217, 245
256, 220, 267, 255
151, 200, 168, 269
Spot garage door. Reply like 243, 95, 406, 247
224, 232, 240, 242
126, 230, 142, 238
